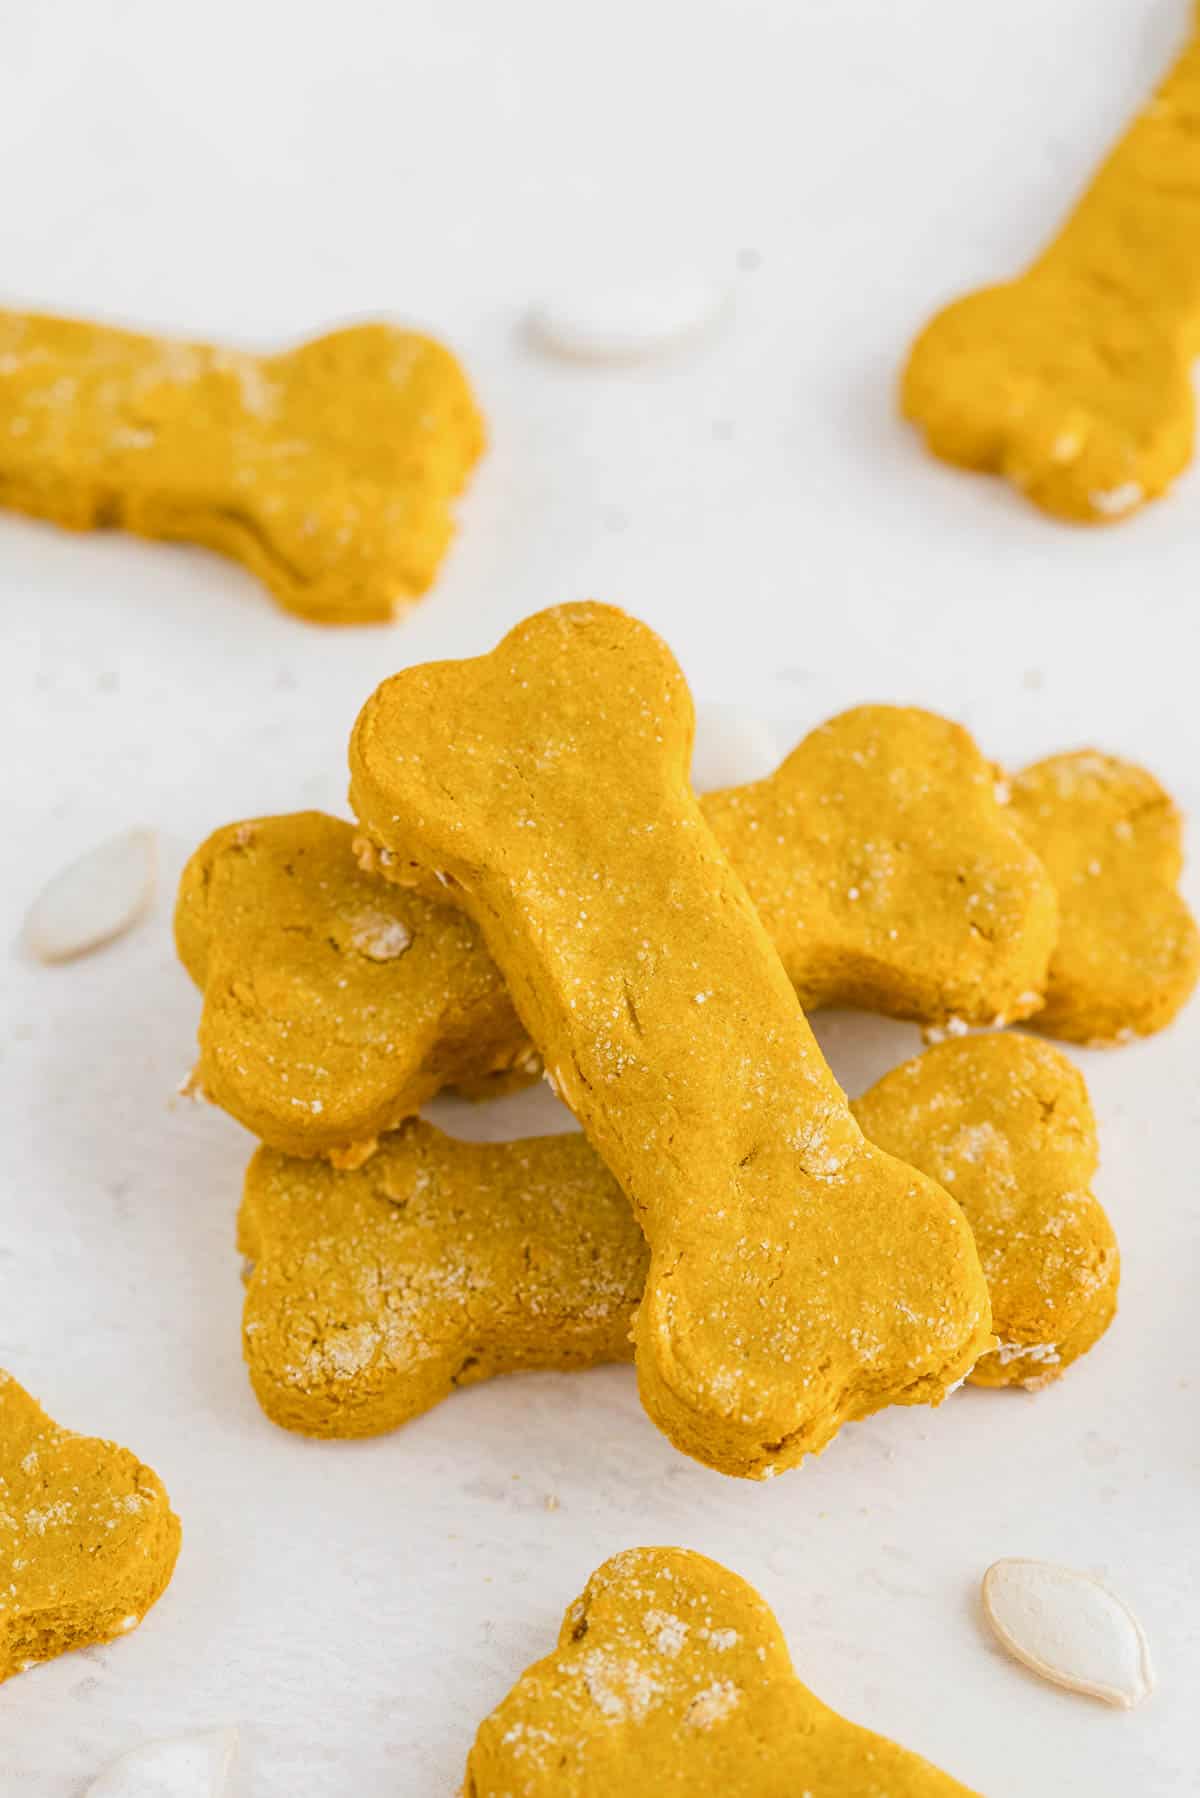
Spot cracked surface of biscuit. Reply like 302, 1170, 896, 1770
465, 1547, 981, 1796
1010, 750, 1199, 1044
0, 311, 483, 622
349, 603, 992, 1478
852, 1034, 1118, 1389
238, 1039, 1114, 1437
902, 8, 1200, 522
0, 1371, 181, 1682
239, 1120, 646, 1437
178, 703, 1055, 1158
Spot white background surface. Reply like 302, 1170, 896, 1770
2, 1, 1198, 1792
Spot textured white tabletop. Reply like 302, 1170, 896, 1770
2, 2, 1198, 1793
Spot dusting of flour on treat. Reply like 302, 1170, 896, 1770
465, 1547, 983, 1792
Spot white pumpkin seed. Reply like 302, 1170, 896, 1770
982, 1558, 1154, 1709
349, 908, 413, 961
87, 1726, 239, 1795
25, 829, 157, 963
528, 272, 731, 365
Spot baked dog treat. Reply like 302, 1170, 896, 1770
0, 1371, 181, 1682
0, 310, 483, 623
239, 1120, 647, 1436
464, 1547, 980, 1795
349, 603, 992, 1478
178, 705, 1054, 1160
902, 9, 1200, 522
175, 812, 530, 1166
1010, 750, 1200, 1044
239, 1037, 1114, 1437
851, 1034, 1118, 1388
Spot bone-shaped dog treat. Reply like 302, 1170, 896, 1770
852, 1034, 1117, 1388
0, 310, 483, 623
239, 1120, 647, 1437
1010, 750, 1200, 1045
177, 701, 1055, 1160
0, 1371, 181, 1681
239, 1037, 1114, 1436
464, 1547, 981, 1796
902, 9, 1200, 521
348, 603, 992, 1477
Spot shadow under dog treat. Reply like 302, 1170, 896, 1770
346, 602, 993, 1478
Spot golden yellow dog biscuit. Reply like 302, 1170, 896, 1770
0, 309, 483, 623
902, 9, 1200, 522
349, 603, 992, 1478
239, 1121, 646, 1437
904, 293, 1189, 526
1010, 750, 1200, 1044
239, 1038, 1113, 1437
175, 812, 530, 1165
465, 1547, 981, 1796
852, 1034, 1117, 1389
0, 1371, 181, 1682
178, 703, 1054, 1160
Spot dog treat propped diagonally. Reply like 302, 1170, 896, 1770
465, 1547, 982, 1795
0, 1371, 181, 1682
0, 310, 483, 623
903, 8, 1200, 522
350, 603, 992, 1478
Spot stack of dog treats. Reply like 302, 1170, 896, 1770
7, 13, 1200, 1748
174, 602, 1197, 1465
6, 603, 1196, 1784
171, 601, 1200, 1787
